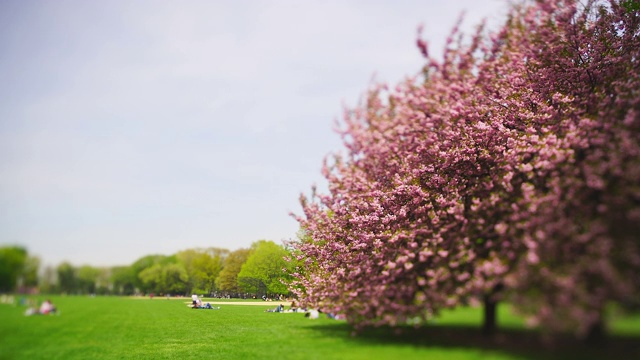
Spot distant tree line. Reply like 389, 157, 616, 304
0, 240, 297, 298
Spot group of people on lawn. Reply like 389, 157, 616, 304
264, 300, 343, 319
189, 294, 343, 319
265, 300, 303, 313
24, 299, 57, 316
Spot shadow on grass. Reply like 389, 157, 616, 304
307, 322, 640, 360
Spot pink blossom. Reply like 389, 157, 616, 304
290, 0, 640, 336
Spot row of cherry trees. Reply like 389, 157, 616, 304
291, 0, 639, 338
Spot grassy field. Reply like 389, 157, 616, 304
0, 296, 639, 360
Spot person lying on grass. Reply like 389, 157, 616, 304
191, 301, 219, 310
265, 304, 285, 313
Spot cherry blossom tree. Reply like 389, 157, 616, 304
502, 0, 640, 339
290, 0, 639, 338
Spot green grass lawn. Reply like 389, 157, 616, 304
0, 296, 638, 360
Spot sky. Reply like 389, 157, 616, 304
0, 0, 509, 268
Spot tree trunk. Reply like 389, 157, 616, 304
482, 282, 503, 336
584, 318, 605, 345
482, 295, 497, 336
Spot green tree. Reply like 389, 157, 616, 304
22, 255, 40, 288
162, 263, 189, 295
111, 266, 136, 295
95, 267, 112, 295
238, 240, 294, 296
138, 263, 163, 294
216, 248, 252, 295
39, 265, 58, 294
0, 246, 27, 292
193, 249, 227, 294
77, 265, 100, 294
57, 262, 76, 294
139, 262, 189, 295
177, 248, 228, 295
131, 255, 171, 293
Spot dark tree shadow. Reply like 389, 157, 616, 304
307, 322, 640, 360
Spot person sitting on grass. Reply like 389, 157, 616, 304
192, 298, 203, 309
39, 299, 56, 315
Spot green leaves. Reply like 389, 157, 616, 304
621, 0, 640, 12
237, 240, 295, 295
0, 246, 28, 292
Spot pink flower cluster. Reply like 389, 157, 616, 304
290, 0, 640, 336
